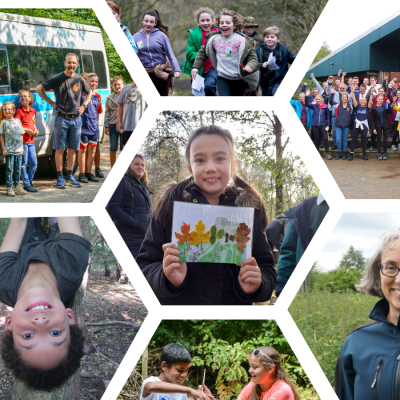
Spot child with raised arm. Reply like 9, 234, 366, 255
0, 101, 27, 196
141, 343, 211, 400
0, 217, 90, 391
136, 125, 276, 305
14, 90, 39, 193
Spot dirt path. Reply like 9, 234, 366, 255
0, 142, 120, 203
0, 269, 147, 399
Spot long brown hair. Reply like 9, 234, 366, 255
154, 125, 267, 229
142, 9, 169, 36
216, 8, 244, 32
248, 346, 300, 400
129, 154, 148, 186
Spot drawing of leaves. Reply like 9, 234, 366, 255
234, 223, 251, 253
217, 229, 224, 239
175, 222, 192, 250
229, 234, 235, 242
225, 233, 229, 243
191, 220, 210, 252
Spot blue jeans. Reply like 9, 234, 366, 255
217, 76, 247, 96
204, 68, 218, 96
21, 143, 37, 187
6, 154, 22, 187
53, 116, 82, 150
261, 82, 281, 96
109, 124, 122, 151
336, 127, 350, 152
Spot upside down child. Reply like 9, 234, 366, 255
0, 217, 90, 391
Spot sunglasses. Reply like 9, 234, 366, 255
248, 349, 274, 363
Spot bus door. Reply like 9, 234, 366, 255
0, 45, 10, 96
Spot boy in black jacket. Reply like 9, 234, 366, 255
255, 26, 296, 96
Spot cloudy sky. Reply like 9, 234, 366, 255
325, 7, 398, 52
316, 213, 400, 271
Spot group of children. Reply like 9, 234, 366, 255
0, 72, 144, 196
140, 343, 299, 400
293, 71, 400, 161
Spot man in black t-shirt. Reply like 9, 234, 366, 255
36, 53, 92, 189
0, 217, 90, 391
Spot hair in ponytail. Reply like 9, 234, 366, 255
248, 346, 300, 400
142, 9, 169, 36
216, 8, 244, 32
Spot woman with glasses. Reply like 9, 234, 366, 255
335, 231, 400, 399
200, 347, 299, 400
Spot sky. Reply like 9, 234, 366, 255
316, 213, 400, 271
324, 7, 399, 52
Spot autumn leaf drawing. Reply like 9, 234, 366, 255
189, 220, 210, 252
210, 225, 225, 245
175, 222, 192, 251
234, 223, 251, 253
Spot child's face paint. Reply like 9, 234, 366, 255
188, 134, 231, 204
3, 105, 15, 119
87, 77, 99, 91
129, 157, 145, 180
219, 16, 235, 37
248, 355, 273, 385
6, 289, 75, 369
161, 361, 191, 385
142, 15, 156, 34
113, 80, 124, 95
264, 34, 280, 49
198, 12, 213, 33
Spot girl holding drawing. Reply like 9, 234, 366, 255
135, 125, 276, 305
190, 9, 259, 97
182, 7, 220, 96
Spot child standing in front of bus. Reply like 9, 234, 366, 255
15, 90, 39, 193
0, 102, 27, 197
78, 73, 103, 183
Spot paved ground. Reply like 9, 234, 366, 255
324, 157, 400, 199
0, 142, 121, 203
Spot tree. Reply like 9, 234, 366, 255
339, 246, 366, 271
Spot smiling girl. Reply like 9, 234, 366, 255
133, 9, 181, 96
237, 347, 299, 400
136, 125, 276, 305
191, 8, 259, 96
182, 7, 220, 96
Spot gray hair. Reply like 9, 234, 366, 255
65, 53, 79, 63
356, 230, 400, 297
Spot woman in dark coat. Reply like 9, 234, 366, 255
106, 154, 152, 258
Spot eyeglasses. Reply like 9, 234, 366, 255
248, 349, 274, 363
379, 263, 400, 277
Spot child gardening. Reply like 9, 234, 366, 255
255, 26, 296, 96
191, 8, 259, 96
136, 125, 276, 305
14, 90, 39, 193
140, 343, 211, 400
105, 76, 124, 168
0, 101, 27, 196
0, 217, 90, 390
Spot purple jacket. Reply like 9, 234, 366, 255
133, 28, 180, 73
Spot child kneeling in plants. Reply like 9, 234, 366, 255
140, 343, 211, 400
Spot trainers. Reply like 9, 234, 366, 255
56, 176, 66, 189
392, 145, 397, 151
335, 152, 342, 160
78, 173, 89, 183
95, 168, 104, 178
86, 173, 99, 182
65, 175, 82, 188
7, 187, 15, 197
383, 153, 387, 160
326, 153, 332, 160
348, 153, 354, 161
398, 144, 400, 149
369, 146, 374, 151
363, 154, 368, 160
14, 185, 27, 195
24, 185, 37, 193
378, 153, 383, 161
342, 152, 347, 160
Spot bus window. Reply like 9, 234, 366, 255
82, 54, 94, 74
92, 51, 107, 89
7, 45, 82, 93
0, 50, 9, 88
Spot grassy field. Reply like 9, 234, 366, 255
289, 290, 378, 386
